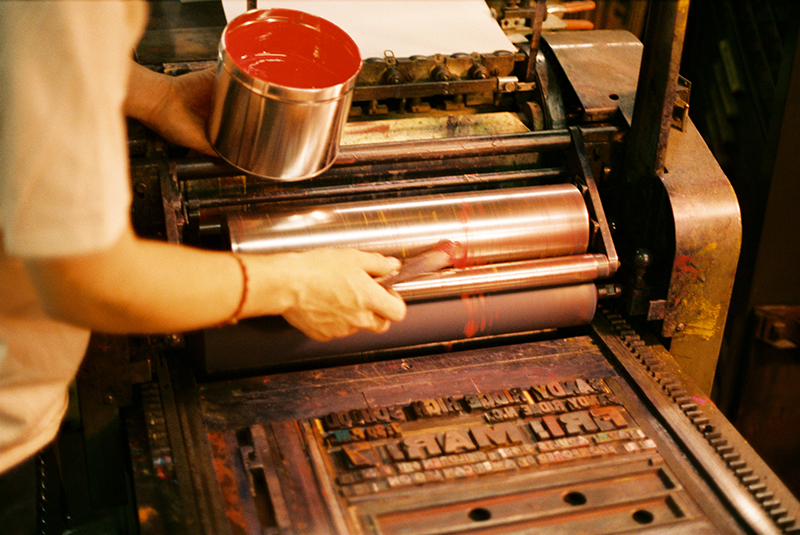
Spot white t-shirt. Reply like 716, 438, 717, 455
0, 1, 147, 474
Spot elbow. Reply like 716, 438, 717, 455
23, 258, 103, 330
36, 291, 83, 326
29, 274, 94, 329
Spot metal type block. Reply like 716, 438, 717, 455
189, 337, 736, 533
122, 310, 800, 535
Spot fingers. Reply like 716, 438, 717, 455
284, 310, 387, 341
278, 248, 407, 341
298, 321, 360, 342
288, 304, 397, 341
316, 248, 407, 321
344, 250, 407, 324
342, 250, 407, 320
163, 68, 217, 156
353, 250, 402, 277
369, 315, 394, 335
367, 283, 407, 323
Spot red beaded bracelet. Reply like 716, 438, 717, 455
223, 253, 248, 326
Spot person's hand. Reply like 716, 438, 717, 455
277, 249, 407, 341
151, 68, 217, 155
125, 62, 217, 155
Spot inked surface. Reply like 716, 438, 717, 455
224, 10, 360, 88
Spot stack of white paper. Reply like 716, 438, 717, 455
221, 0, 516, 59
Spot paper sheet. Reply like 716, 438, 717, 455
221, 0, 516, 59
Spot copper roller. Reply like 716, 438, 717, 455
201, 283, 600, 373
227, 184, 591, 266
211, 184, 611, 369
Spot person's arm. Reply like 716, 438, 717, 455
4, 5, 405, 341
24, 223, 406, 341
32, 61, 405, 340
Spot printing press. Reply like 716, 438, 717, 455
70, 1, 800, 534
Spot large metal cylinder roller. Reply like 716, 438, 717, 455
204, 184, 609, 371
200, 283, 599, 373
227, 184, 591, 266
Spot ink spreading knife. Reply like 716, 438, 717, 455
376, 240, 465, 288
